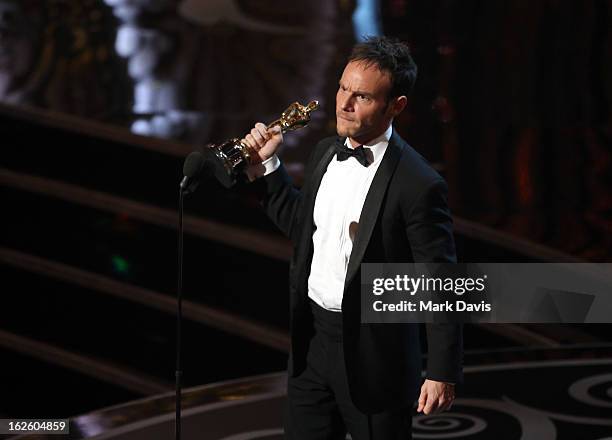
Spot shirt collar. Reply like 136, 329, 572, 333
344, 124, 392, 165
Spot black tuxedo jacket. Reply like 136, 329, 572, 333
256, 130, 463, 414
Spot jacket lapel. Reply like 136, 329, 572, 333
294, 139, 338, 288
343, 131, 404, 293
301, 139, 339, 237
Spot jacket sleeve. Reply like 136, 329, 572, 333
258, 163, 303, 244
253, 137, 334, 244
404, 178, 464, 384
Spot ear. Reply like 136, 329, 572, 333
389, 95, 408, 117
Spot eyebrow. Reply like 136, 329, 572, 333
338, 81, 374, 98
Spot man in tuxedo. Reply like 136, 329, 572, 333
242, 36, 463, 439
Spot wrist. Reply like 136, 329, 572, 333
245, 155, 280, 181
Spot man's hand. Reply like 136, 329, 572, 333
416, 379, 455, 415
241, 122, 283, 163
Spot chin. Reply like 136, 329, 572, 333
336, 121, 355, 138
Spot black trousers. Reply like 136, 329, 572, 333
284, 300, 413, 439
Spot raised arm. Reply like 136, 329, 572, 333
242, 123, 303, 243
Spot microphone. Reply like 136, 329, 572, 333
180, 150, 214, 194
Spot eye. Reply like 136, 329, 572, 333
357, 94, 370, 101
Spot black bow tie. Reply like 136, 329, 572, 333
335, 142, 370, 167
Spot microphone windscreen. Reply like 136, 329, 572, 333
183, 151, 205, 178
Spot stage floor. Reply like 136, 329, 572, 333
10, 346, 612, 440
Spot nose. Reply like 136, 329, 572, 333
338, 92, 353, 112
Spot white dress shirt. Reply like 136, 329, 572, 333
256, 125, 393, 312
308, 125, 392, 311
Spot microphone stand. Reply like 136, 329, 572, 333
175, 157, 214, 439
176, 187, 185, 440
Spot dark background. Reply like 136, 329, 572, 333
0, 0, 610, 427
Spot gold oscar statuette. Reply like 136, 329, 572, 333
203, 100, 319, 187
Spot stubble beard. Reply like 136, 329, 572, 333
336, 117, 360, 138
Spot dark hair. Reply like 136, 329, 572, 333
348, 36, 418, 98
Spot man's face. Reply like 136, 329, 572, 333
336, 60, 396, 144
